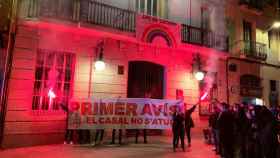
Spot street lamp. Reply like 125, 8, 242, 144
272, 21, 280, 28
95, 41, 106, 71
267, 2, 280, 30
192, 53, 205, 81
194, 71, 205, 81
95, 52, 105, 71
95, 60, 105, 71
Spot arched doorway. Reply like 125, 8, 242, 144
127, 61, 165, 136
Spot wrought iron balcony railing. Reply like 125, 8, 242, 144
80, 0, 136, 32
22, 0, 136, 32
20, 0, 229, 52
232, 40, 268, 61
181, 24, 229, 52
239, 0, 264, 11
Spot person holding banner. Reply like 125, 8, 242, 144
135, 129, 147, 144
93, 129, 104, 146
172, 107, 185, 152
172, 111, 178, 150
59, 100, 74, 145
135, 91, 152, 144
185, 105, 196, 147
111, 129, 123, 145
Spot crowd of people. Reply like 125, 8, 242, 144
207, 102, 280, 158
60, 100, 280, 158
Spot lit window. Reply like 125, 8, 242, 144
136, 0, 167, 18
32, 49, 75, 111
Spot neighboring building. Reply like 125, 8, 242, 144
0, 0, 12, 146
225, 0, 280, 106
259, 1, 280, 107
0, 0, 229, 148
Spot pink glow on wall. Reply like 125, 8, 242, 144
23, 21, 228, 58
22, 20, 225, 106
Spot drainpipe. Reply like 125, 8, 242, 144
226, 57, 230, 104
88, 54, 93, 98
0, 0, 18, 147
189, 0, 192, 25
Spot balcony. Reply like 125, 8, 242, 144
239, 0, 264, 14
19, 0, 228, 52
21, 0, 136, 32
181, 24, 229, 52
233, 40, 268, 61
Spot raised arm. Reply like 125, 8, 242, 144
188, 105, 196, 114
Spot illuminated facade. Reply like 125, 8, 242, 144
1, 0, 230, 148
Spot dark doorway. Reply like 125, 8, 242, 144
127, 61, 165, 136
127, 61, 164, 99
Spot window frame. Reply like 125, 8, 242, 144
270, 80, 278, 92
136, 0, 165, 17
31, 49, 75, 113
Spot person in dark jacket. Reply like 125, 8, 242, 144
235, 103, 251, 158
209, 105, 221, 154
93, 129, 104, 146
218, 103, 235, 158
172, 110, 178, 148
256, 106, 278, 158
172, 109, 185, 152
277, 111, 280, 158
185, 105, 196, 147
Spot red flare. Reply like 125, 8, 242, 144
200, 92, 208, 101
48, 88, 56, 99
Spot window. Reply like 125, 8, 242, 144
201, 7, 210, 30
268, 30, 271, 49
270, 80, 278, 92
136, 0, 167, 18
32, 49, 75, 111
269, 80, 279, 107
243, 20, 252, 54
240, 74, 260, 88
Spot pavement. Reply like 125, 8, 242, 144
0, 134, 219, 158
